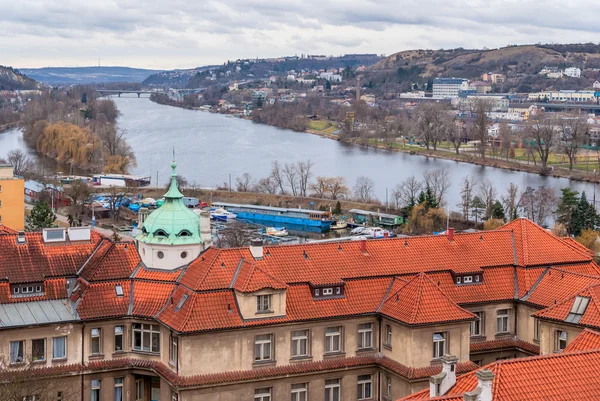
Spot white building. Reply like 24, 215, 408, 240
593, 80, 600, 89
432, 78, 469, 99
564, 67, 582, 78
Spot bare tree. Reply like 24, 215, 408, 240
297, 159, 314, 197
498, 122, 512, 160
423, 169, 450, 206
107, 186, 127, 221
270, 160, 286, 194
311, 176, 330, 198
283, 163, 299, 196
458, 176, 476, 221
392, 176, 423, 209
6, 149, 34, 177
329, 177, 349, 200
527, 115, 557, 169
502, 183, 519, 220
479, 179, 497, 220
235, 173, 254, 192
215, 221, 256, 248
256, 177, 278, 194
65, 179, 91, 221
353, 176, 376, 203
520, 186, 557, 226
413, 103, 446, 150
558, 115, 587, 170
446, 116, 464, 155
472, 99, 493, 159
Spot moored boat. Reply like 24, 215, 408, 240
265, 227, 288, 237
210, 208, 237, 221
331, 220, 348, 230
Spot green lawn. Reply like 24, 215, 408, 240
308, 120, 338, 134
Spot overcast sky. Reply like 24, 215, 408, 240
2, 0, 600, 70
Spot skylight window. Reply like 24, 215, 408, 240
566, 296, 590, 323
176, 294, 189, 311
115, 285, 124, 297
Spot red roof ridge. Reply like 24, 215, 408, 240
534, 279, 600, 321
564, 328, 600, 352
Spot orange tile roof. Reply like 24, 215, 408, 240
131, 281, 176, 317
469, 338, 539, 354
379, 274, 476, 325
231, 260, 287, 293
134, 265, 183, 282
79, 240, 139, 281
533, 283, 600, 329
561, 237, 595, 257
0, 224, 18, 234
0, 278, 68, 303
77, 280, 130, 319
523, 268, 600, 307
564, 329, 600, 352
401, 349, 600, 401
0, 231, 103, 283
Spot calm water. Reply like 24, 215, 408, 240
1, 96, 598, 216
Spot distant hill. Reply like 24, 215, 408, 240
364, 43, 600, 93
0, 66, 39, 90
143, 54, 383, 88
19, 66, 162, 84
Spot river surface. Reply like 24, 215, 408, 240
1, 96, 598, 217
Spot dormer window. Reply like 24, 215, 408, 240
315, 289, 320, 296
313, 284, 345, 299
455, 274, 482, 286
463, 276, 473, 284
177, 230, 192, 237
11, 283, 44, 297
154, 229, 168, 237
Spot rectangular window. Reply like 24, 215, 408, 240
433, 332, 446, 359
135, 380, 144, 401
171, 392, 178, 401
357, 375, 372, 400
9, 340, 24, 364
471, 312, 483, 336
456, 277, 461, 284
53, 336, 67, 359
463, 276, 473, 283
132, 324, 160, 352
169, 335, 178, 365
386, 376, 392, 398
358, 323, 373, 349
256, 295, 272, 312
114, 378, 123, 401
323, 288, 333, 295
325, 379, 340, 401
32, 338, 46, 362
497, 309, 509, 333
91, 328, 101, 354
254, 334, 273, 362
91, 379, 100, 401
566, 296, 590, 323
291, 383, 307, 401
254, 388, 271, 401
385, 324, 392, 347
534, 318, 541, 341
114, 326, 124, 352
291, 330, 309, 358
325, 326, 342, 353
556, 330, 567, 351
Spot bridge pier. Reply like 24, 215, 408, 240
137, 93, 141, 98
118, 93, 121, 97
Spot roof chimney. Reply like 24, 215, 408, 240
250, 239, 264, 260
360, 238, 367, 254
199, 211, 212, 247
429, 354, 458, 397
448, 228, 454, 242
463, 369, 494, 401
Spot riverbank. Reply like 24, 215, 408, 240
0, 121, 19, 133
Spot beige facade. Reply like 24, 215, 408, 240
539, 321, 583, 355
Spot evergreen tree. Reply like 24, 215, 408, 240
417, 191, 426, 206
81, 92, 87, 104
573, 191, 598, 236
423, 186, 438, 210
491, 200, 506, 220
26, 200, 56, 231
470, 196, 485, 225
332, 201, 342, 216
556, 188, 580, 235
325, 80, 332, 90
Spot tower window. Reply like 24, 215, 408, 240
157, 251, 164, 259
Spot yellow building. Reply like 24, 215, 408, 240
0, 164, 25, 230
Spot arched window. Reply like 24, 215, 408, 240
154, 229, 169, 237
177, 230, 192, 237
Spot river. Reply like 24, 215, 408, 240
1, 96, 598, 218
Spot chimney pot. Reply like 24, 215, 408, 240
448, 227, 454, 242
360, 238, 367, 253
384, 231, 389, 239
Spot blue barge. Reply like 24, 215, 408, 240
211, 202, 333, 232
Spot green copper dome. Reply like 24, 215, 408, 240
136, 161, 202, 245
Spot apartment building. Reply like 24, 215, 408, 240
432, 78, 469, 99
2, 163, 600, 401
0, 163, 24, 230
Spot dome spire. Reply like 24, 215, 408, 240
164, 151, 184, 199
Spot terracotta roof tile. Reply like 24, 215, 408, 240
134, 265, 183, 282
379, 274, 476, 325
0, 231, 103, 283
564, 329, 600, 352
533, 283, 600, 329
79, 240, 139, 281
77, 280, 130, 319
131, 281, 175, 317
0, 225, 18, 234
469, 338, 539, 354
0, 278, 67, 303
524, 268, 600, 307
401, 349, 600, 401
232, 261, 287, 293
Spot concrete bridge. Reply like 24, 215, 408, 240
535, 102, 600, 115
96, 89, 155, 98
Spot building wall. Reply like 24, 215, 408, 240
179, 367, 378, 401
539, 321, 583, 355
464, 302, 516, 342
0, 168, 24, 230
516, 303, 542, 344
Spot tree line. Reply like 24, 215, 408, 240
20, 86, 136, 173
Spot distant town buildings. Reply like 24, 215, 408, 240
564, 67, 582, 78
528, 90, 598, 103
481, 72, 505, 85
432, 78, 469, 99
539, 66, 582, 79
